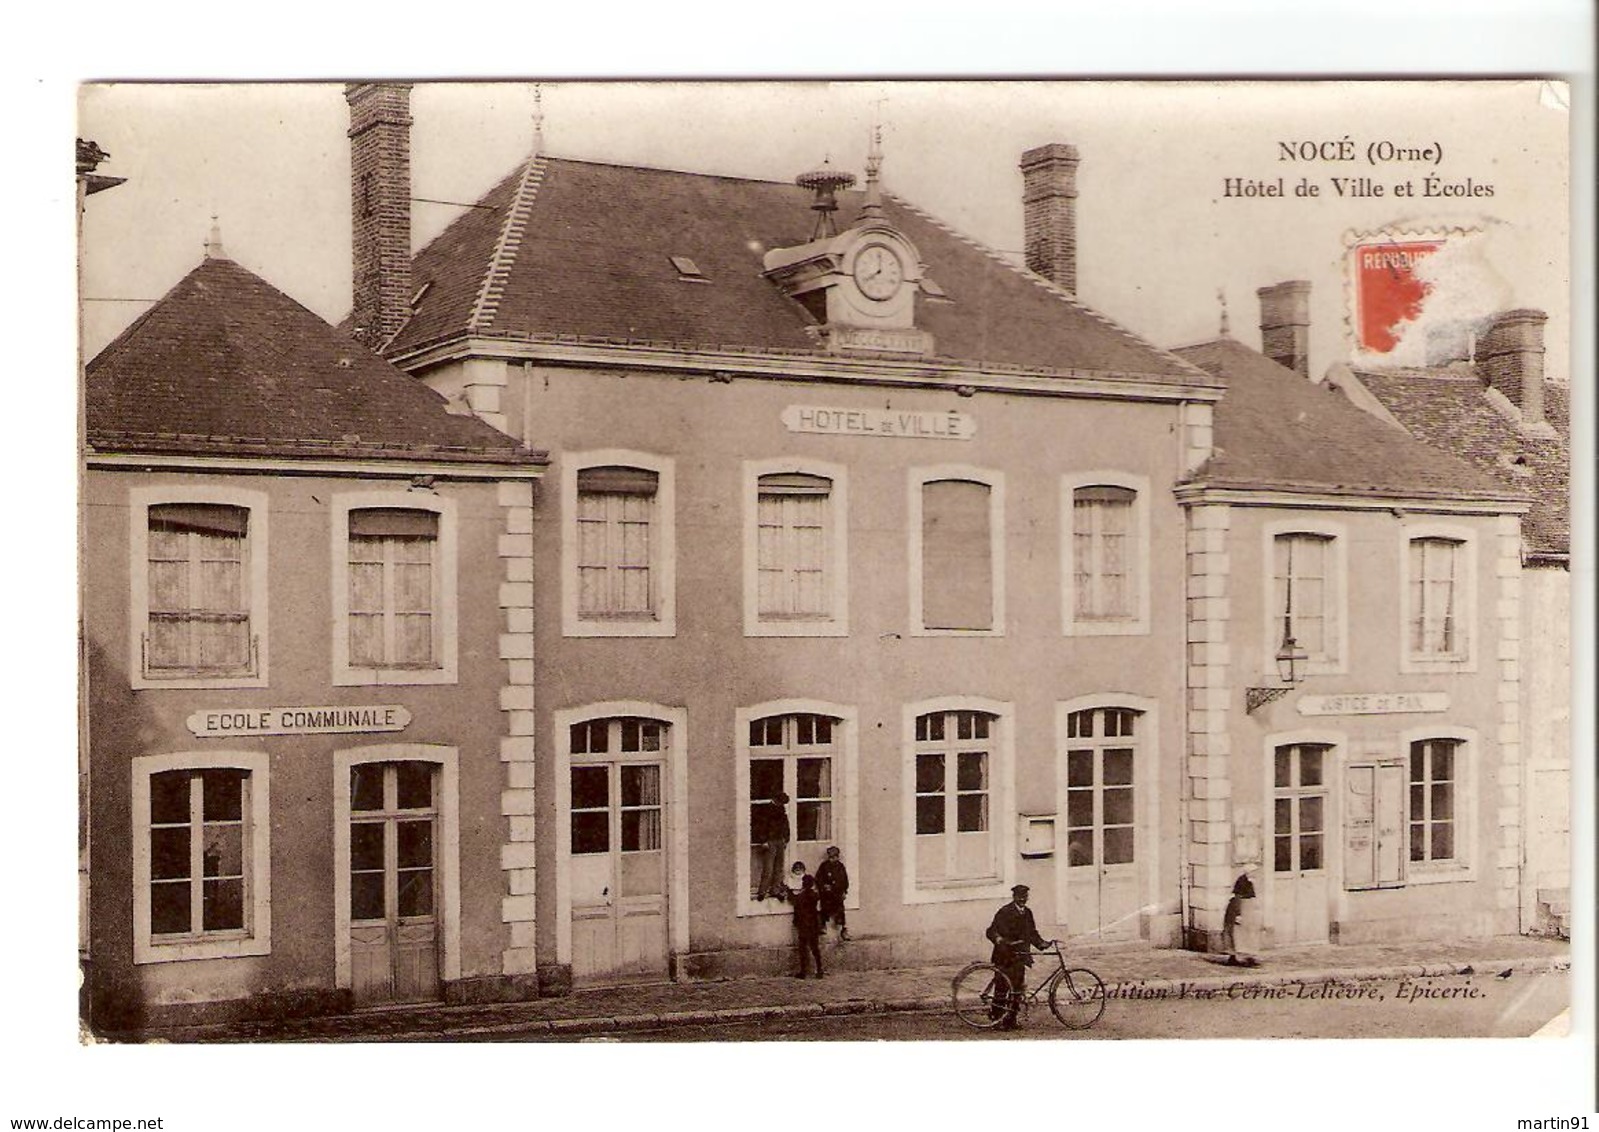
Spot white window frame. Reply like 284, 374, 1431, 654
562, 451, 676, 638
1053, 693, 1160, 926
1260, 728, 1344, 921
128, 485, 270, 690
1061, 471, 1151, 637
907, 465, 1006, 637
331, 491, 458, 686
733, 700, 860, 918
332, 743, 462, 988
1398, 521, 1478, 674
131, 750, 271, 964
1400, 725, 1478, 885
553, 702, 690, 967
1261, 518, 1349, 677
901, 695, 1015, 905
742, 459, 849, 637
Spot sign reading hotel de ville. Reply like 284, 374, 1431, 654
782, 405, 975, 440
187, 704, 412, 738
1296, 692, 1449, 716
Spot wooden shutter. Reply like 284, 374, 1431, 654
1345, 762, 1405, 890
921, 479, 992, 630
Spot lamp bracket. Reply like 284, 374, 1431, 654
1245, 686, 1293, 714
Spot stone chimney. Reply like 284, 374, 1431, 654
1257, 280, 1311, 378
1020, 143, 1079, 295
346, 83, 413, 348
1478, 309, 1548, 427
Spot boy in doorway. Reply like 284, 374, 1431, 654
816, 845, 850, 941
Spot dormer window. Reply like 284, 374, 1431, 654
669, 256, 708, 283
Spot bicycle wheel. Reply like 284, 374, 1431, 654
952, 963, 1013, 1030
1048, 967, 1107, 1029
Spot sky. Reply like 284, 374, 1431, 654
79, 80, 1572, 378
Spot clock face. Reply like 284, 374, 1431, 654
854, 244, 904, 301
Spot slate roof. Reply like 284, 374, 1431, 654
1346, 365, 1569, 559
383, 156, 1215, 388
1173, 336, 1525, 506
87, 256, 547, 469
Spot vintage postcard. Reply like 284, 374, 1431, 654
66, 76, 1583, 1126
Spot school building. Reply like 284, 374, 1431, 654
81, 239, 548, 1028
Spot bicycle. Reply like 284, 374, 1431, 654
951, 940, 1107, 1030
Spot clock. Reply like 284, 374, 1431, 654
853, 243, 904, 301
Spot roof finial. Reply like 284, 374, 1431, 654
862, 102, 886, 218
204, 214, 226, 260
532, 84, 544, 155
1218, 287, 1230, 337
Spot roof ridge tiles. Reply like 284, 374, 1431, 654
885, 191, 1219, 386
469, 155, 549, 335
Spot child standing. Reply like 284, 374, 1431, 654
790, 867, 823, 978
1222, 871, 1258, 967
815, 845, 850, 942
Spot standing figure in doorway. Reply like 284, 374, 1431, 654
753, 791, 791, 901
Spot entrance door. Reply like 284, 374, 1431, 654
349, 761, 440, 1006
569, 717, 668, 983
1060, 708, 1140, 942
1271, 744, 1330, 944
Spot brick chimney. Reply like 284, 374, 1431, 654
1478, 308, 1547, 427
346, 83, 413, 348
1257, 280, 1311, 377
1020, 143, 1079, 295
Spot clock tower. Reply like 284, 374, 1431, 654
762, 133, 934, 357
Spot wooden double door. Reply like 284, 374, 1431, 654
348, 761, 440, 1006
568, 717, 669, 983
1059, 708, 1141, 943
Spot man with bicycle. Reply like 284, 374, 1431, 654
985, 884, 1050, 1030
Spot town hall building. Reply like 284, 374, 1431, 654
78, 84, 1569, 1027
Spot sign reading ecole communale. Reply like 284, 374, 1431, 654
1296, 692, 1449, 716
782, 405, 975, 440
187, 704, 412, 738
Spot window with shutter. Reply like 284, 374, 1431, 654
333, 493, 457, 686
1072, 485, 1136, 621
921, 479, 993, 631
756, 473, 831, 621
577, 466, 659, 619
348, 508, 439, 669
132, 488, 268, 688
146, 503, 253, 675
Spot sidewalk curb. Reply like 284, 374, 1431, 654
286, 953, 1570, 1042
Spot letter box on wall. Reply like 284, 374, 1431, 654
1018, 814, 1056, 859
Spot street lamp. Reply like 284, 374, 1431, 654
1247, 631, 1309, 714
1275, 635, 1308, 685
